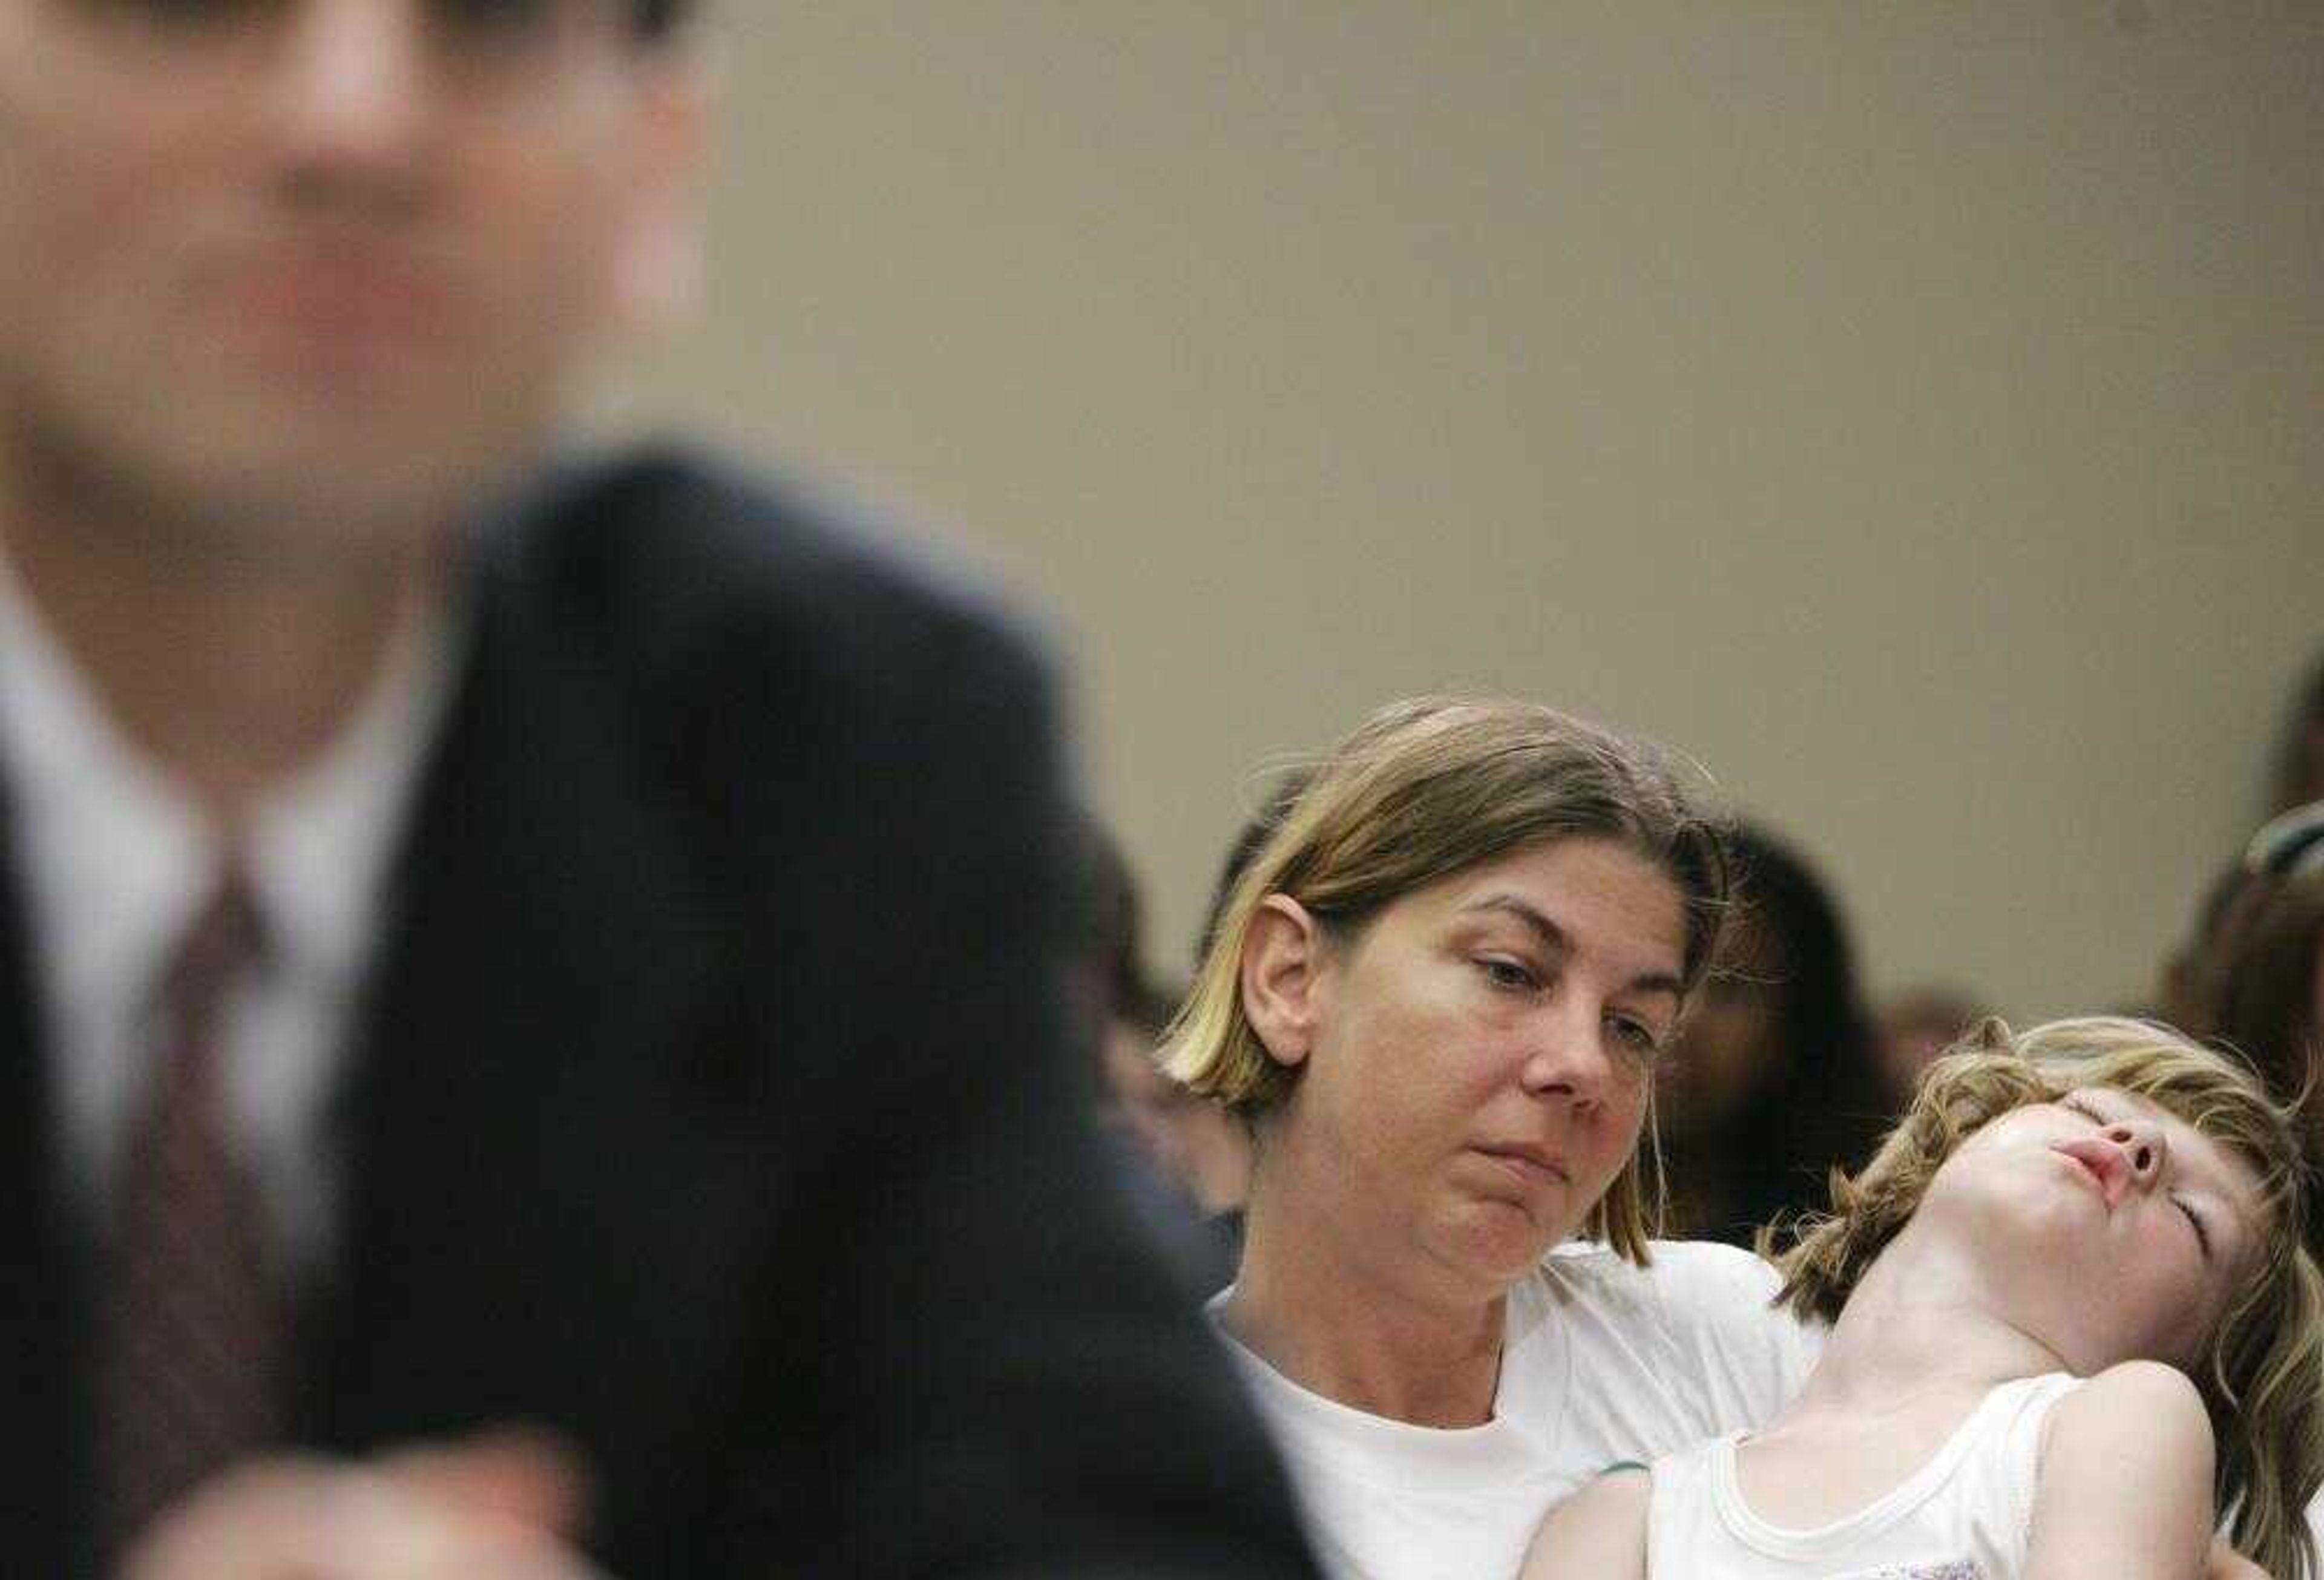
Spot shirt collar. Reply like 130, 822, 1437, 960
246, 591, 461, 991
0, 539, 461, 1000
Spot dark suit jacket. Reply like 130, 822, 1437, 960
0, 451, 1315, 1579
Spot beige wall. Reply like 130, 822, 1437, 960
605, 2, 2324, 1019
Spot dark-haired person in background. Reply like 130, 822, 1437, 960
2173, 807, 2324, 1239
1652, 822, 1892, 1245
1871, 984, 1994, 1109
2272, 653, 2324, 818
1075, 813, 1248, 1296
0, 4, 1315, 1576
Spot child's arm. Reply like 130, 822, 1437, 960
2024, 1360, 2217, 1580
1518, 1466, 1649, 1580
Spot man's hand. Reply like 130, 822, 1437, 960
119, 1429, 600, 1580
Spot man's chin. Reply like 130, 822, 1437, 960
135, 418, 540, 549
25, 443, 507, 579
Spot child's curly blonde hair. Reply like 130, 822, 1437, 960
1761, 1015, 2324, 1580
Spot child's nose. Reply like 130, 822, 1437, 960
2105, 1119, 2167, 1184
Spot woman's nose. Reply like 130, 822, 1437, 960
1518, 1007, 1624, 1104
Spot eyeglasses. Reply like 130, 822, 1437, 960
2246, 800, 2324, 882
36, 0, 669, 142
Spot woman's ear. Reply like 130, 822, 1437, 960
1242, 895, 1327, 1070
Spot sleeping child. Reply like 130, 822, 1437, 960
1523, 1015, 2324, 1579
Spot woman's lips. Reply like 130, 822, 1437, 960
1473, 1144, 1570, 1185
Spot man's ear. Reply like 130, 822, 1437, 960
1241, 895, 1328, 1070
605, 44, 715, 338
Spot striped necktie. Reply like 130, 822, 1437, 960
94, 870, 284, 1555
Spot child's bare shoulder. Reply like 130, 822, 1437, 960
1521, 1467, 1650, 1580
1563, 1463, 1653, 1517
2026, 1364, 2216, 1576
2050, 1360, 2209, 1444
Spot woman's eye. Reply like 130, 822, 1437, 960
1607, 1017, 1661, 1057
1477, 958, 1535, 991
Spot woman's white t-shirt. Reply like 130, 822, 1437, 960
1214, 1239, 1823, 1580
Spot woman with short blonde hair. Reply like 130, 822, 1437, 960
1166, 694, 1728, 1257
1166, 695, 1816, 1580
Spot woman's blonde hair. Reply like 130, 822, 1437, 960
1764, 1016, 2324, 1580
1160, 695, 1730, 1265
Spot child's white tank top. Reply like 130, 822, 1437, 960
1644, 1372, 2083, 1579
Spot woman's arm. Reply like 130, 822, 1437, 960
2025, 1361, 2217, 1580
1519, 1468, 1649, 1580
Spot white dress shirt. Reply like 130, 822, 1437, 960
0, 549, 459, 1279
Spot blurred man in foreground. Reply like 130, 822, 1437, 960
0, 2, 1313, 1575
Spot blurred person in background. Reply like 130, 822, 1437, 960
2272, 651, 2324, 818
2164, 854, 2270, 1035
1652, 823, 1890, 1245
2174, 804, 2324, 1243
1076, 813, 1248, 1294
0, 2, 1315, 1576
1873, 983, 1994, 1107
1106, 974, 1253, 1231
